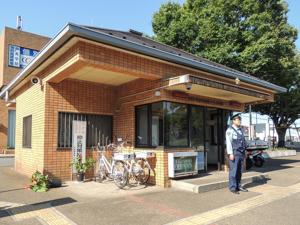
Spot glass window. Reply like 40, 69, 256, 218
23, 115, 32, 148
190, 106, 204, 150
135, 102, 208, 148
164, 102, 188, 147
58, 112, 112, 148
136, 105, 149, 146
151, 102, 164, 146
7, 110, 16, 149
136, 102, 164, 147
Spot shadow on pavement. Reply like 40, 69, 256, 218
0, 187, 26, 194
0, 197, 77, 218
248, 157, 300, 173
243, 177, 271, 189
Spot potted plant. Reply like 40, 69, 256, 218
30, 170, 49, 192
70, 156, 95, 182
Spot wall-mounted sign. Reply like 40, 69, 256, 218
72, 121, 87, 173
8, 44, 39, 68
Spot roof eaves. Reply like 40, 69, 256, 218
0, 22, 287, 99
70, 24, 286, 93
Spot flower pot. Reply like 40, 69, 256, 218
49, 179, 62, 188
76, 173, 85, 182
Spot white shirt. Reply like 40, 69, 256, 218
226, 126, 244, 155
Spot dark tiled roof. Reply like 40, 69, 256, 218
82, 25, 257, 81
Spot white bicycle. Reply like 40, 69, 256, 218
97, 140, 129, 189
124, 151, 154, 185
96, 137, 154, 188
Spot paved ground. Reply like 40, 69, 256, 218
1, 151, 300, 225
0, 156, 14, 167
177, 170, 267, 186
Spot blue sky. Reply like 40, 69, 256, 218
0, 0, 299, 49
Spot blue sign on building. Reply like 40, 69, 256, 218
8, 44, 39, 68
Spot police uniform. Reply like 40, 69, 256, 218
226, 113, 247, 193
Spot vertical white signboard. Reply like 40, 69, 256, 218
72, 121, 87, 172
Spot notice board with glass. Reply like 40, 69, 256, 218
168, 152, 198, 178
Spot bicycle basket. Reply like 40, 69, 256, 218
135, 151, 156, 159
113, 152, 135, 161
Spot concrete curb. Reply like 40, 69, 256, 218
171, 173, 269, 193
263, 150, 296, 159
0, 154, 14, 158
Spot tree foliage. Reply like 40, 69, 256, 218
152, 0, 300, 146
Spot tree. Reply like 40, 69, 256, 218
262, 53, 300, 146
152, 0, 300, 147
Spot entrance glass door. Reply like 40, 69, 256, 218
205, 108, 229, 171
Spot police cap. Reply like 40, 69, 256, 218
230, 113, 242, 120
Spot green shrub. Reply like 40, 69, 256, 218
31, 171, 49, 192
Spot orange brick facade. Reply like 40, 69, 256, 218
13, 39, 274, 187
43, 79, 115, 181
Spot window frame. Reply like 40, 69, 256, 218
22, 115, 32, 148
164, 101, 189, 148
189, 105, 205, 150
57, 112, 113, 149
7, 109, 16, 149
135, 104, 153, 148
135, 101, 205, 149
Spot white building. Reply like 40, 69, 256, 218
240, 113, 300, 144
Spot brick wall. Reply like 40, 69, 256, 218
0, 30, 4, 87
0, 27, 49, 152
15, 83, 45, 176
43, 79, 116, 181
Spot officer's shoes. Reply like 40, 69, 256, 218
230, 190, 240, 194
238, 187, 248, 192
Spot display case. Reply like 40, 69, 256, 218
168, 152, 198, 178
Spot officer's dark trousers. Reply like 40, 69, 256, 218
229, 152, 245, 191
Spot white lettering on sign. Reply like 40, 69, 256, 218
8, 44, 39, 68
72, 121, 87, 172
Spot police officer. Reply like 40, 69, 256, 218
226, 113, 248, 194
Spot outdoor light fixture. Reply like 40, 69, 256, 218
31, 76, 41, 85
154, 90, 161, 96
235, 77, 240, 85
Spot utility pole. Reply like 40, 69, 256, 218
249, 105, 252, 140
268, 117, 271, 145
294, 123, 300, 141
273, 122, 275, 149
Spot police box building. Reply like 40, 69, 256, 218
0, 23, 286, 187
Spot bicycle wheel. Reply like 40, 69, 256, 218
136, 159, 151, 185
98, 163, 106, 182
254, 156, 264, 167
112, 161, 128, 189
